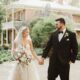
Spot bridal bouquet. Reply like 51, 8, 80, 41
13, 48, 32, 65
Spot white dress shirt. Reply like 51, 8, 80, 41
58, 28, 66, 42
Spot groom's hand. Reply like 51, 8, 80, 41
39, 58, 44, 65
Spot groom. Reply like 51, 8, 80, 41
40, 18, 78, 80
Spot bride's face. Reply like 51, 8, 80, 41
22, 28, 29, 38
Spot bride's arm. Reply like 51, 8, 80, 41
11, 41, 16, 56
11, 41, 21, 61
29, 40, 39, 61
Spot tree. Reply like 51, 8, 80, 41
0, 0, 19, 5
70, 0, 80, 7
0, 0, 19, 29
0, 5, 4, 32
0, 0, 19, 43
30, 17, 56, 48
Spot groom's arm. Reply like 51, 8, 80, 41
42, 33, 53, 58
70, 33, 78, 63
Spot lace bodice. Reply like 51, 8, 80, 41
16, 43, 32, 56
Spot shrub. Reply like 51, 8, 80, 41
0, 48, 43, 64
77, 40, 80, 60
35, 48, 43, 55
2, 44, 9, 50
30, 17, 56, 47
0, 50, 13, 64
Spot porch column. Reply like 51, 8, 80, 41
5, 6, 8, 45
12, 7, 15, 49
1, 30, 3, 46
12, 29, 14, 47
6, 30, 8, 44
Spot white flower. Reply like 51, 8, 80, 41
64, 32, 69, 37
20, 54, 27, 62
19, 53, 32, 65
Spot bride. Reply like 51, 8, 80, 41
9, 26, 41, 80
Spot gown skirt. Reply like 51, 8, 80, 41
8, 60, 40, 80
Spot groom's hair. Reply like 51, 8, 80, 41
55, 18, 65, 25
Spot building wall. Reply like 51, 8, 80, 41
25, 8, 36, 21
73, 15, 80, 23
8, 29, 15, 43
7, 9, 26, 21
7, 8, 45, 22
7, 8, 80, 23
76, 31, 80, 41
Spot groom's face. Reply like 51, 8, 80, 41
55, 21, 63, 30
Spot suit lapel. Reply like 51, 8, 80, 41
55, 30, 60, 44
59, 29, 69, 43
54, 29, 69, 44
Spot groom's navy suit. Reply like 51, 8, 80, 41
42, 29, 78, 80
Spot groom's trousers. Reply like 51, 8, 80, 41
48, 61, 70, 80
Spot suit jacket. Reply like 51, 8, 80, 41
42, 29, 78, 64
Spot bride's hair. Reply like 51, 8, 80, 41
14, 26, 31, 44
11, 26, 31, 56
19, 26, 30, 33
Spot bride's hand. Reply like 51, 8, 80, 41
15, 57, 21, 62
37, 58, 44, 65
38, 58, 44, 65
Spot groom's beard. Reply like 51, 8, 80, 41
57, 26, 63, 31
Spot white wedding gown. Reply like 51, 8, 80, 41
8, 43, 40, 80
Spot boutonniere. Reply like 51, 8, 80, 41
64, 32, 69, 38
66, 38, 70, 41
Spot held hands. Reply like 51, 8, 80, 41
38, 57, 44, 65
